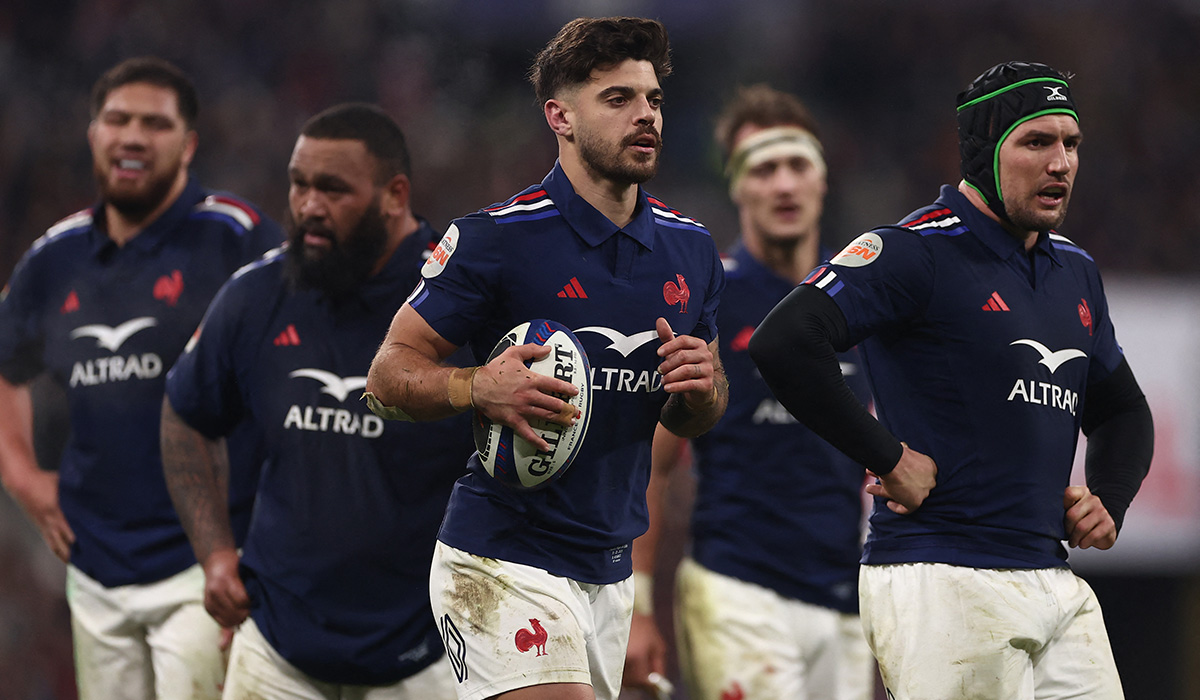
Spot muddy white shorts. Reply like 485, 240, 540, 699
66, 563, 224, 700
222, 616, 456, 700
429, 542, 634, 700
674, 558, 874, 700
860, 562, 1124, 700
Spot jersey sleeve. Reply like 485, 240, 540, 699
407, 215, 504, 348
693, 240, 724, 344
242, 212, 285, 264
0, 250, 48, 384
1082, 268, 1124, 381
801, 228, 935, 345
165, 275, 249, 438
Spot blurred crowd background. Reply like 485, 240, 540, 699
2, 0, 1198, 698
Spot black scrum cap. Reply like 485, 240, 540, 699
957, 62, 1078, 223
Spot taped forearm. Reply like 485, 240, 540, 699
364, 342, 471, 422
749, 285, 901, 474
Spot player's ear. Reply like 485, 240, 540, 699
180, 130, 198, 169
380, 173, 411, 218
545, 98, 573, 137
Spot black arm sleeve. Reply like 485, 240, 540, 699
1080, 357, 1154, 532
748, 284, 903, 474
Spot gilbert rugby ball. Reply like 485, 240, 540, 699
474, 320, 592, 490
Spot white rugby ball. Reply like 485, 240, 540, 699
473, 320, 592, 490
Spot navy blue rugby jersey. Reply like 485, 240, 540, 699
690, 244, 869, 614
408, 162, 724, 584
802, 185, 1124, 569
166, 221, 472, 686
0, 177, 281, 587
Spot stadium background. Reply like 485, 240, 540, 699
1, 0, 1197, 697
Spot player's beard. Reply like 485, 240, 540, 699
93, 156, 180, 222
1004, 193, 1070, 233
578, 126, 661, 186
283, 199, 389, 300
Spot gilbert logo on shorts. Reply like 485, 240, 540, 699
514, 618, 548, 656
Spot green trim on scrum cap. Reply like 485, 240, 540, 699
957, 76, 1070, 112
964, 180, 989, 205
991, 107, 1080, 203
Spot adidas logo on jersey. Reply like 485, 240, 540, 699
61, 290, 80, 314
982, 291, 1010, 311
557, 277, 588, 299
274, 324, 301, 346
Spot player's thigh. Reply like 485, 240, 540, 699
860, 563, 1050, 700
674, 558, 802, 700
141, 565, 225, 700
354, 655, 459, 700
429, 542, 594, 700
812, 612, 874, 700
1031, 571, 1124, 700
67, 565, 154, 700
579, 575, 634, 700
223, 616, 333, 700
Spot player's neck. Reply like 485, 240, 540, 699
559, 156, 641, 228
103, 170, 188, 247
957, 179, 1038, 250
371, 211, 420, 277
744, 226, 820, 285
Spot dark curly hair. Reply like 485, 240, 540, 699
529, 17, 672, 106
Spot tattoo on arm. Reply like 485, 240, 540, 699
160, 399, 235, 563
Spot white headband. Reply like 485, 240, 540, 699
727, 126, 826, 196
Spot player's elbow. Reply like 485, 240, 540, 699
747, 318, 788, 383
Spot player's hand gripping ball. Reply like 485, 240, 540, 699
474, 320, 592, 490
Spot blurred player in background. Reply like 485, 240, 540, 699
161, 103, 469, 699
624, 84, 874, 700
750, 61, 1154, 699
364, 16, 727, 700
0, 56, 281, 700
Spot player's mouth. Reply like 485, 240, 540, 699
113, 158, 149, 180
297, 223, 336, 251
1037, 183, 1067, 206
773, 202, 800, 219
627, 130, 659, 155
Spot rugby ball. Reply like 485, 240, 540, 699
474, 320, 592, 490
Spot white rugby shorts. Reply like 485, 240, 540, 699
429, 542, 634, 700
860, 562, 1124, 699
67, 563, 224, 700
675, 558, 874, 700
222, 616, 456, 700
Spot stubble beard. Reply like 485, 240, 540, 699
578, 128, 662, 186
94, 157, 181, 222
1005, 193, 1070, 233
